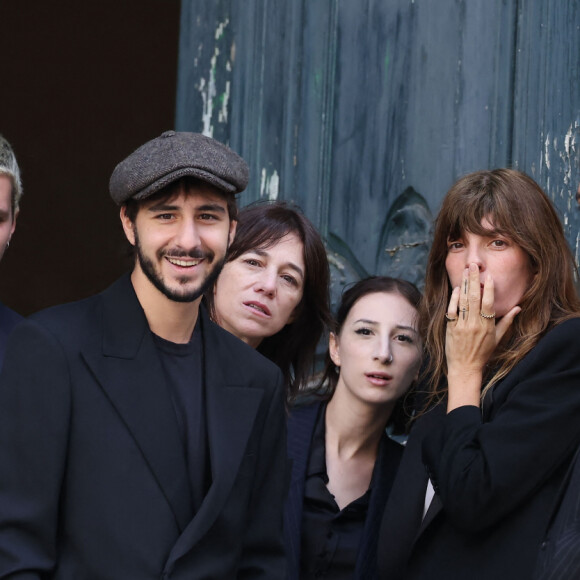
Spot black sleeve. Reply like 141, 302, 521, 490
423, 319, 580, 532
0, 320, 71, 578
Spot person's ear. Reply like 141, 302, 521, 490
120, 206, 136, 246
9, 208, 18, 238
329, 332, 341, 367
228, 219, 237, 248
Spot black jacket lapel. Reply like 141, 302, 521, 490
167, 308, 265, 562
284, 403, 321, 580
378, 405, 443, 578
81, 275, 192, 532
355, 436, 403, 579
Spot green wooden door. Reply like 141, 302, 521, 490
176, 0, 580, 302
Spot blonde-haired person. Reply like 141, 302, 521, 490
378, 169, 580, 580
0, 135, 22, 368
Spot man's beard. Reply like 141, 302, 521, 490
134, 229, 227, 303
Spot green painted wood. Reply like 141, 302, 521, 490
176, 0, 580, 293
325, 0, 516, 286
511, 0, 580, 265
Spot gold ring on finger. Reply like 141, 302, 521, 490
480, 311, 496, 319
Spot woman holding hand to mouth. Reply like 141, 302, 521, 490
378, 169, 580, 580
207, 201, 331, 399
284, 276, 423, 580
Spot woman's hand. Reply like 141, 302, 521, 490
445, 263, 520, 411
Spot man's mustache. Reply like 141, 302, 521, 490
160, 248, 214, 260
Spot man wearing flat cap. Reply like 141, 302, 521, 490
0, 131, 288, 579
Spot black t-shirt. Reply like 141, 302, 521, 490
153, 318, 210, 514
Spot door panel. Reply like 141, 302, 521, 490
177, 0, 579, 292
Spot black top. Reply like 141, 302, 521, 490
154, 317, 210, 514
0, 301, 22, 370
378, 318, 580, 580
535, 446, 580, 580
0, 275, 289, 578
300, 405, 374, 580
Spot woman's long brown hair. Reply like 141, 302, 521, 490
421, 169, 580, 408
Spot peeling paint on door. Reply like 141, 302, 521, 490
260, 169, 279, 200
195, 18, 233, 138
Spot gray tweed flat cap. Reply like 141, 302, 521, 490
109, 130, 249, 204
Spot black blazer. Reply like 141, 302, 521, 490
378, 318, 580, 580
284, 402, 402, 580
0, 299, 21, 369
0, 275, 288, 579
534, 445, 580, 580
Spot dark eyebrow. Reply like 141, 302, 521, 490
197, 203, 226, 214
354, 318, 379, 325
147, 203, 178, 213
286, 263, 304, 279
248, 248, 305, 279
147, 203, 226, 214
353, 319, 418, 335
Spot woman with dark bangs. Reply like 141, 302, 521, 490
206, 201, 331, 400
378, 169, 580, 580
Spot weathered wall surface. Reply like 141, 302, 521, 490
512, 0, 580, 267
176, 0, 580, 298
